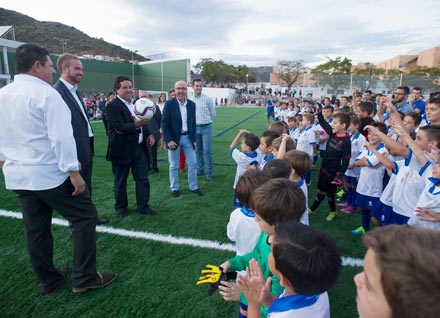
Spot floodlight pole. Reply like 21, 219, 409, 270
131, 50, 138, 88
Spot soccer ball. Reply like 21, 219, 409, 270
134, 98, 156, 120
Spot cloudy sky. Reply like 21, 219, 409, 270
1, 0, 439, 67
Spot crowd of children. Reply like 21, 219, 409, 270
209, 85, 440, 317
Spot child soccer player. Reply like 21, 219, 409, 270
285, 149, 313, 225
227, 170, 270, 256
351, 122, 389, 234
318, 106, 334, 158
220, 179, 306, 318
355, 225, 440, 318
358, 102, 375, 137
296, 113, 317, 185
238, 220, 342, 318
263, 159, 291, 179
340, 115, 366, 213
230, 130, 261, 206
271, 136, 295, 159
259, 130, 279, 170
309, 112, 351, 221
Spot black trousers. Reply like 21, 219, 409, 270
146, 141, 158, 170
112, 143, 151, 213
14, 178, 97, 293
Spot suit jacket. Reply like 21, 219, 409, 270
106, 96, 151, 164
161, 97, 196, 148
146, 104, 162, 141
53, 80, 93, 166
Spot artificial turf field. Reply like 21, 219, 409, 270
0, 106, 364, 318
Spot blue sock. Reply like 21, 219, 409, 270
362, 209, 371, 231
346, 186, 352, 204
313, 155, 318, 164
305, 171, 311, 184
351, 188, 357, 207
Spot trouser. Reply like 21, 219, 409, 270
14, 178, 97, 293
196, 123, 213, 177
146, 141, 158, 170
168, 135, 197, 191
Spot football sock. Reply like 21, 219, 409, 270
327, 193, 336, 212
361, 209, 371, 231
311, 193, 326, 211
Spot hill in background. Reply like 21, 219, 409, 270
0, 7, 146, 61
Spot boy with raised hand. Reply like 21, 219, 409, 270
230, 129, 262, 207
239, 220, 342, 318
220, 179, 306, 318
308, 111, 351, 221
355, 225, 440, 318
296, 113, 317, 185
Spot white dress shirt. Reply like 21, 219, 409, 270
0, 74, 79, 190
117, 96, 143, 143
178, 98, 188, 132
59, 78, 93, 137
194, 93, 215, 125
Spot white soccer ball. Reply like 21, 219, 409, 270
134, 98, 156, 120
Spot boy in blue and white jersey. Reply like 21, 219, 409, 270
317, 106, 334, 158
296, 113, 317, 185
230, 130, 262, 206
239, 220, 341, 318
258, 130, 279, 170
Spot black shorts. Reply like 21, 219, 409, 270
267, 111, 275, 119
317, 169, 336, 194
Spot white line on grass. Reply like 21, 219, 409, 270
0, 209, 363, 267
90, 120, 103, 124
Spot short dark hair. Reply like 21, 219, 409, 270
243, 133, 260, 151
349, 114, 361, 127
15, 44, 50, 74
108, 91, 115, 97
271, 137, 295, 153
261, 130, 279, 147
427, 98, 440, 109
323, 105, 334, 112
362, 225, 440, 318
419, 125, 440, 146
285, 150, 312, 177
358, 102, 374, 115
412, 87, 422, 93
404, 112, 422, 126
235, 170, 269, 208
342, 106, 351, 113
269, 121, 285, 136
397, 86, 410, 95
114, 76, 131, 90
364, 90, 372, 94
370, 121, 388, 135
333, 113, 350, 130
263, 159, 291, 179
273, 220, 342, 295
250, 178, 305, 225
192, 79, 202, 86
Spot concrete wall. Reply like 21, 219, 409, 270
417, 46, 440, 68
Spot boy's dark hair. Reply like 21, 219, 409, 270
273, 220, 342, 295
263, 159, 291, 179
303, 113, 315, 124
235, 170, 270, 208
362, 225, 440, 318
108, 91, 115, 97
370, 122, 388, 135
397, 111, 405, 120
16, 44, 50, 74
271, 137, 295, 153
295, 114, 303, 122
284, 150, 312, 177
404, 112, 422, 126
412, 87, 422, 94
364, 89, 372, 95
114, 76, 131, 90
349, 114, 361, 127
243, 133, 260, 151
419, 125, 440, 146
269, 121, 285, 136
358, 101, 374, 115
250, 178, 305, 225
261, 130, 279, 147
333, 113, 350, 130
342, 106, 351, 113
323, 105, 334, 112
427, 98, 440, 109
288, 116, 298, 123
397, 86, 410, 95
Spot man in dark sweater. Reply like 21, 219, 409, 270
309, 111, 351, 221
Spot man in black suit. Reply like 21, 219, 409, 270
106, 76, 157, 217
54, 54, 108, 225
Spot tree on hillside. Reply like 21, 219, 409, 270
194, 58, 256, 83
273, 60, 304, 91
312, 56, 352, 94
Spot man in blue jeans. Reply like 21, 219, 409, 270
193, 79, 216, 181
161, 81, 203, 197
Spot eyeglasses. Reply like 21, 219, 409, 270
176, 87, 186, 90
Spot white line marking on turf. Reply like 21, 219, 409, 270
0, 210, 363, 267
90, 120, 102, 124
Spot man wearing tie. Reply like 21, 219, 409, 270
54, 54, 109, 225
106, 76, 157, 217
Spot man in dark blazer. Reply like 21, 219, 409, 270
54, 54, 108, 225
106, 76, 157, 217
161, 81, 202, 197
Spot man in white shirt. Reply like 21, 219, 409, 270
53, 53, 108, 225
193, 79, 216, 181
0, 44, 116, 295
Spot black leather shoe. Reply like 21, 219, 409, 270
117, 210, 128, 217
72, 272, 117, 293
171, 190, 180, 198
44, 266, 70, 296
190, 189, 203, 196
97, 218, 109, 225
140, 209, 158, 216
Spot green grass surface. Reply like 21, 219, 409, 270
0, 107, 363, 317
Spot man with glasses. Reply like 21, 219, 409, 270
394, 86, 411, 114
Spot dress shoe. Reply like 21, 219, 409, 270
44, 266, 70, 296
72, 272, 117, 293
190, 189, 203, 196
171, 190, 180, 197
97, 218, 109, 225
149, 168, 158, 175
206, 175, 212, 181
117, 210, 128, 217
140, 209, 158, 216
